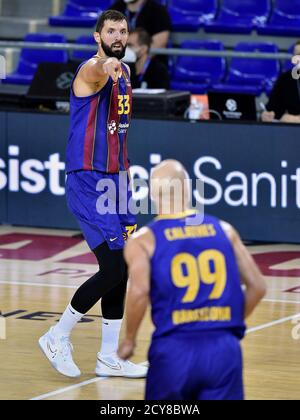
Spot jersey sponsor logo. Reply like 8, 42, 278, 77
107, 120, 129, 135
108, 120, 117, 135
118, 123, 129, 134
107, 121, 130, 136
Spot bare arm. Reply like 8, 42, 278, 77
221, 221, 266, 318
118, 228, 154, 360
80, 56, 123, 84
73, 56, 124, 97
151, 31, 170, 49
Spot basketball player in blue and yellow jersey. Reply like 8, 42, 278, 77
39, 10, 147, 379
118, 160, 266, 400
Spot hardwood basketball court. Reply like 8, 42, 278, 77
1, 226, 300, 400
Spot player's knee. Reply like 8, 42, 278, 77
101, 251, 125, 278
93, 243, 126, 287
94, 242, 125, 267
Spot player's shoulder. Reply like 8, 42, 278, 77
220, 220, 239, 244
81, 56, 99, 67
122, 62, 131, 76
76, 56, 99, 77
127, 227, 155, 258
132, 226, 154, 245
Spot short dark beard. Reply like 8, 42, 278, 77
101, 39, 126, 60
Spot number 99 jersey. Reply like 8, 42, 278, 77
147, 211, 246, 340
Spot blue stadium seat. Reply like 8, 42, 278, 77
257, 0, 300, 37
3, 34, 68, 85
72, 35, 96, 61
49, 0, 113, 28
205, 0, 271, 34
171, 40, 226, 94
168, 0, 217, 32
212, 42, 280, 96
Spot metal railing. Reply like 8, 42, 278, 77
0, 40, 293, 60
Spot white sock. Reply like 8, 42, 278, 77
99, 318, 122, 356
52, 303, 84, 337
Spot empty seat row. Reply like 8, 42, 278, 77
47, 0, 300, 37
48, 0, 168, 28
72, 36, 295, 96
204, 0, 300, 37
171, 40, 296, 95
49, 0, 113, 28
1, 34, 295, 98
2, 34, 68, 85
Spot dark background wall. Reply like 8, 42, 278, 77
0, 111, 299, 242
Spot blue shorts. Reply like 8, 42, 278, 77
66, 170, 137, 250
146, 331, 244, 401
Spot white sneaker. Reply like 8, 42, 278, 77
95, 352, 148, 378
38, 327, 81, 378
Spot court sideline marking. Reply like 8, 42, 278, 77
0, 280, 77, 289
1, 281, 300, 306
29, 313, 300, 400
30, 361, 149, 401
1, 280, 299, 399
246, 312, 300, 334
30, 377, 106, 400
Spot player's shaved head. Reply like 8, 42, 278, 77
151, 160, 191, 215
151, 159, 187, 182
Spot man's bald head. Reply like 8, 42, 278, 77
150, 160, 191, 215
151, 159, 187, 182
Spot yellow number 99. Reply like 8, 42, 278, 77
171, 253, 199, 303
171, 250, 227, 303
198, 250, 226, 300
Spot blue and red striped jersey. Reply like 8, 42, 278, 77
66, 60, 132, 174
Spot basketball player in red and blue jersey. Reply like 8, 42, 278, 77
39, 10, 147, 379
118, 160, 266, 400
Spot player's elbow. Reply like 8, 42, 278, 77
129, 282, 149, 301
259, 282, 267, 300
253, 275, 267, 301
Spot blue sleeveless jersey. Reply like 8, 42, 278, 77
66, 60, 132, 174
147, 212, 246, 339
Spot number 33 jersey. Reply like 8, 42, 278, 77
67, 61, 132, 174
147, 211, 246, 340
